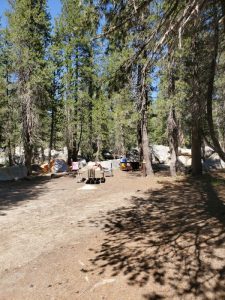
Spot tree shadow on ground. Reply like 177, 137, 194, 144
88, 173, 225, 299
0, 176, 51, 213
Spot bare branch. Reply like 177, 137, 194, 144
93, 0, 151, 40
123, 0, 207, 72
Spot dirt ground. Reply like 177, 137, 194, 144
0, 169, 225, 300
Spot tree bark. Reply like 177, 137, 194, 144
72, 47, 79, 162
190, 18, 202, 176
48, 73, 57, 165
192, 119, 202, 175
48, 100, 55, 165
142, 110, 154, 175
167, 107, 179, 176
21, 90, 34, 175
167, 55, 179, 176
7, 140, 13, 166
137, 119, 143, 162
206, 9, 225, 162
136, 62, 154, 176
88, 47, 94, 160
41, 146, 45, 163
95, 135, 101, 161
6, 67, 13, 167
66, 47, 79, 164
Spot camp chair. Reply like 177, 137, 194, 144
71, 161, 85, 182
102, 162, 113, 177
71, 161, 79, 176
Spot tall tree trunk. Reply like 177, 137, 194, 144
137, 119, 143, 162
137, 63, 154, 176
191, 51, 202, 176
95, 135, 101, 161
74, 113, 84, 161
120, 124, 126, 156
66, 103, 74, 165
66, 47, 79, 164
88, 47, 94, 159
41, 146, 45, 163
190, 20, 202, 176
72, 48, 79, 162
142, 109, 154, 175
167, 107, 179, 176
49, 73, 57, 165
21, 91, 34, 175
192, 118, 202, 175
6, 67, 13, 166
48, 100, 55, 165
7, 140, 13, 166
141, 73, 153, 175
137, 63, 143, 162
206, 9, 225, 162
167, 55, 179, 176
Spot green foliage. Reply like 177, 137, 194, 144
109, 88, 138, 154
0, 0, 224, 168
0, 26, 20, 157
5, 0, 51, 169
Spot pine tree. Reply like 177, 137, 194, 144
8, 0, 51, 173
57, 0, 99, 162
0, 25, 20, 165
0, 0, 224, 178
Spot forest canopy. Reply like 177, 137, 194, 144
0, 0, 225, 176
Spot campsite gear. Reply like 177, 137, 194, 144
41, 160, 55, 173
0, 165, 28, 181
120, 156, 127, 163
71, 161, 83, 181
71, 161, 79, 172
53, 159, 68, 173
120, 156, 128, 171
86, 168, 95, 184
42, 159, 67, 174
32, 164, 42, 174
71, 161, 87, 182
120, 162, 128, 171
130, 161, 140, 170
78, 159, 87, 168
88, 168, 95, 180
51, 172, 68, 178
41, 163, 50, 173
102, 162, 113, 177
86, 166, 105, 184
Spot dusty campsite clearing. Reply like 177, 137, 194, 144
1, 170, 225, 300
